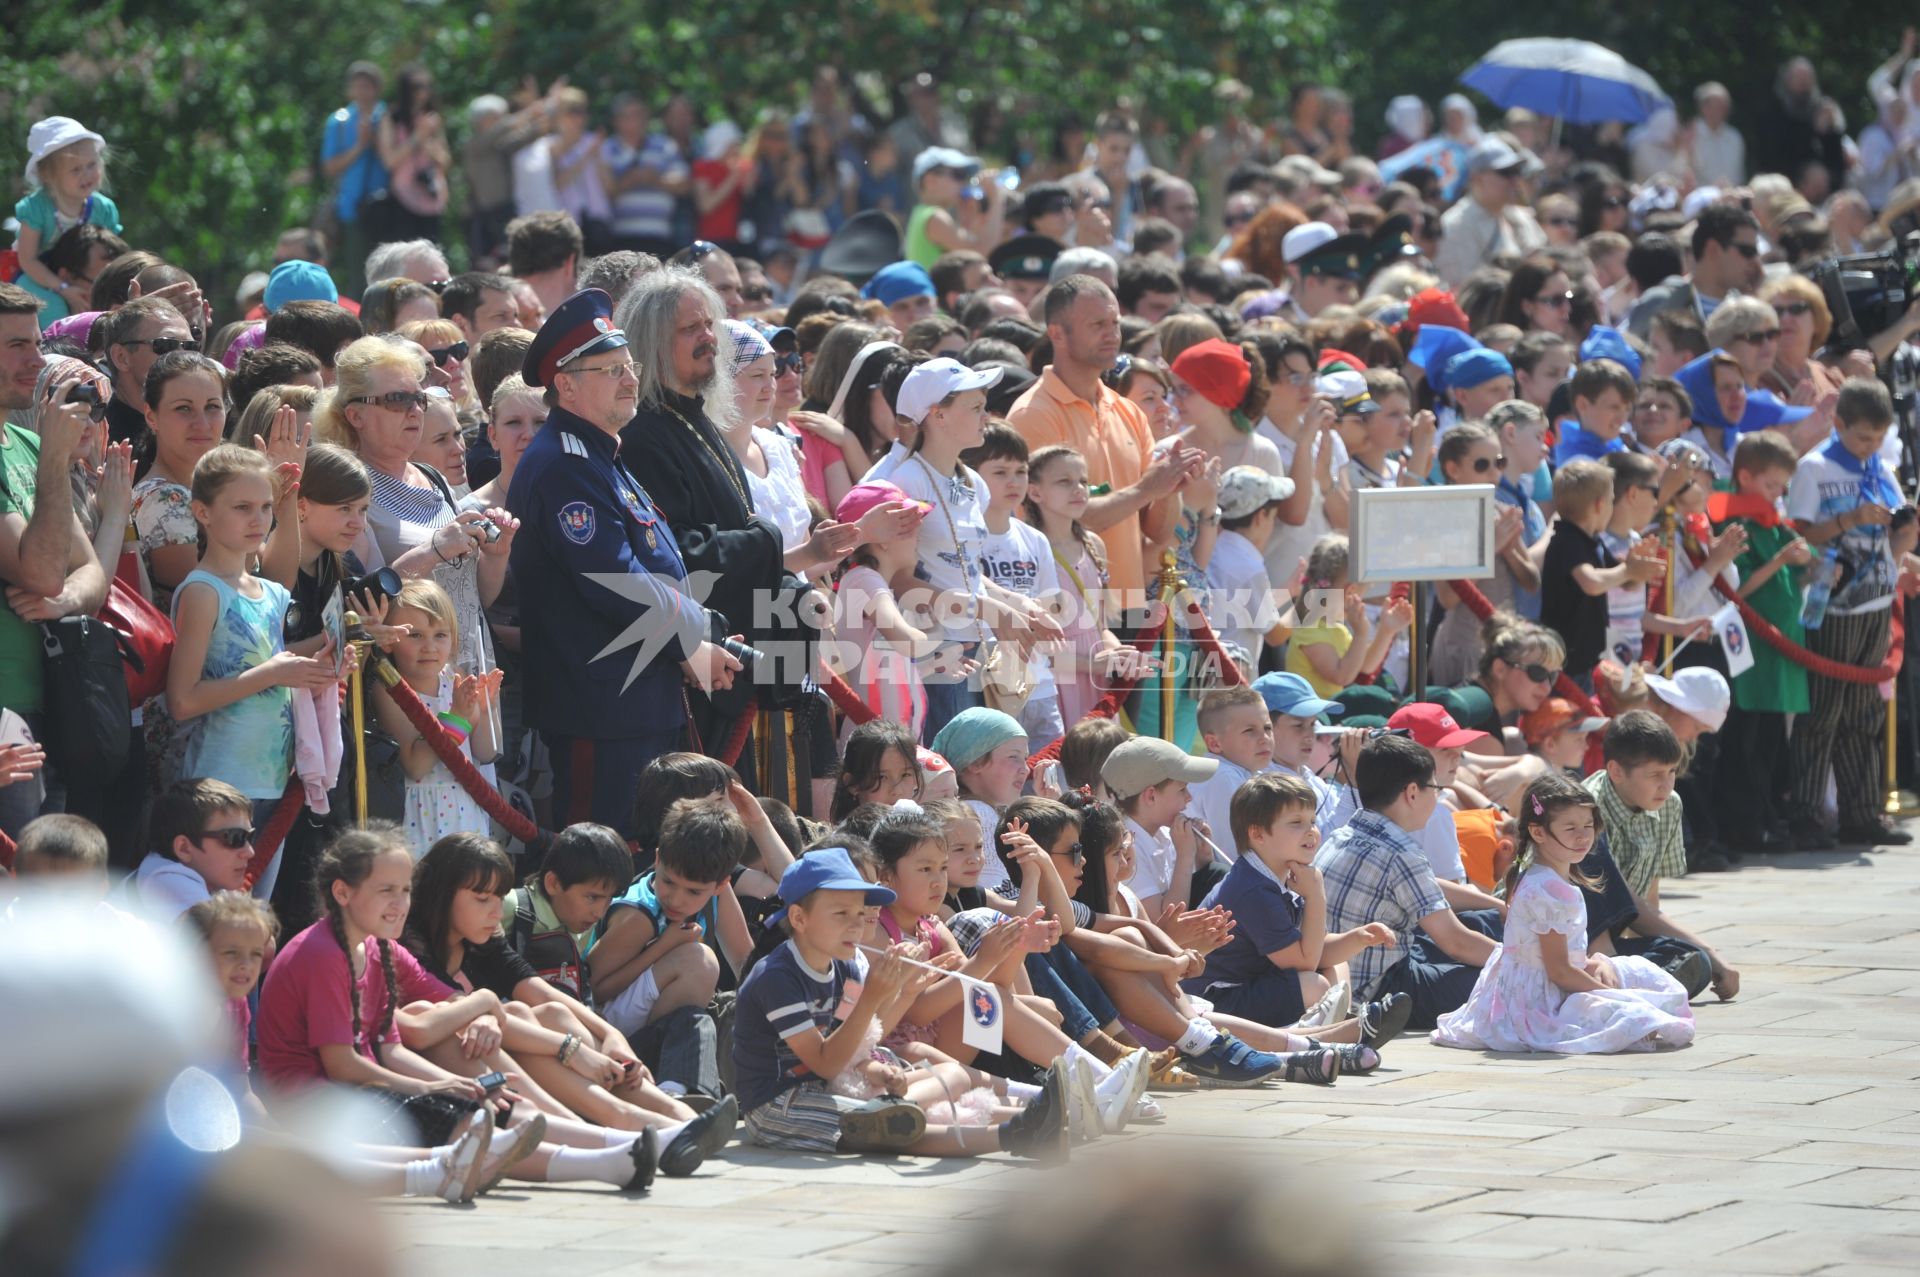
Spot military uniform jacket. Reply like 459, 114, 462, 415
507, 407, 710, 739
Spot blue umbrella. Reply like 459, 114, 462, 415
1461, 38, 1670, 125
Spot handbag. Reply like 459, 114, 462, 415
101, 571, 174, 704
979, 641, 1032, 717
39, 615, 132, 777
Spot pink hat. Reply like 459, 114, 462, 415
220, 321, 268, 370
835, 479, 930, 526
42, 310, 102, 346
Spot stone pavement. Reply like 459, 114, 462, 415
385, 833, 1920, 1276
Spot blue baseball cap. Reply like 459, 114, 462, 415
778, 848, 896, 909
1580, 326, 1643, 381
1253, 671, 1344, 719
263, 260, 338, 313
861, 260, 937, 308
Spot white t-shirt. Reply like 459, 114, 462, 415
966, 798, 1013, 893
1786, 446, 1904, 617
1262, 420, 1348, 592
130, 853, 211, 922
1125, 815, 1177, 902
977, 518, 1059, 694
882, 453, 992, 644
745, 427, 813, 550
1207, 529, 1279, 664
1184, 757, 1254, 864
1598, 527, 1648, 666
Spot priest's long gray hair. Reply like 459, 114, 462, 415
616, 267, 739, 433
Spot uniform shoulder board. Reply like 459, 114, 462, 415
561, 433, 588, 459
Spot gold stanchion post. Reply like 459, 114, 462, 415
1888, 689, 1904, 817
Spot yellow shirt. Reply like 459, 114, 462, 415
1284, 621, 1352, 698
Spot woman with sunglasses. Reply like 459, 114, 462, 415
1758, 275, 1855, 403
1429, 425, 1542, 686
315, 338, 514, 693
1495, 257, 1574, 339
398, 319, 473, 412
1703, 297, 1833, 454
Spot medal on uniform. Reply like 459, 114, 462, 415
645, 527, 657, 549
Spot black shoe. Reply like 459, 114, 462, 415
998, 1064, 1068, 1160
837, 1098, 925, 1153
1688, 847, 1734, 873
1664, 949, 1713, 999
623, 1126, 659, 1192
1787, 817, 1837, 851
1358, 993, 1413, 1048
1838, 820, 1914, 846
658, 1093, 739, 1177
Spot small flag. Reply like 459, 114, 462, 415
959, 975, 1005, 1054
1713, 603, 1754, 678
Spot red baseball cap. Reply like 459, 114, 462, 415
1388, 702, 1490, 750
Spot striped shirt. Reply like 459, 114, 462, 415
732, 941, 858, 1113
1584, 770, 1686, 898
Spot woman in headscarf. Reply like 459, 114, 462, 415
1628, 107, 1686, 183
1377, 96, 1430, 161
1439, 94, 1482, 147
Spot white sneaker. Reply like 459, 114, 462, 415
1056, 1057, 1103, 1145
1095, 1049, 1151, 1135
1296, 981, 1350, 1030
1131, 1095, 1167, 1123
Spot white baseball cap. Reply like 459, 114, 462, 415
1282, 221, 1340, 264
1315, 368, 1378, 417
1645, 667, 1730, 733
896, 357, 1003, 424
1217, 465, 1297, 519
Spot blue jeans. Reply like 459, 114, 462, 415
920, 643, 982, 746
1026, 947, 1118, 1042
1376, 907, 1504, 1030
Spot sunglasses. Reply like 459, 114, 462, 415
1775, 301, 1814, 318
126, 336, 200, 357
741, 286, 773, 303
1048, 842, 1087, 867
424, 279, 453, 294
427, 341, 470, 365
1533, 290, 1575, 307
1544, 216, 1579, 229
1224, 211, 1254, 227
1729, 241, 1761, 258
350, 389, 431, 412
1737, 328, 1781, 344
774, 351, 805, 375
1520, 662, 1558, 684
1469, 454, 1507, 473
198, 826, 255, 850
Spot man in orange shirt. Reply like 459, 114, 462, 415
1007, 275, 1201, 621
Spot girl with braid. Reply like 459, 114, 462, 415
256, 824, 662, 1192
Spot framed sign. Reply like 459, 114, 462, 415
1349, 484, 1498, 584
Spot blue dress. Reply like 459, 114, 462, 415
171, 569, 295, 801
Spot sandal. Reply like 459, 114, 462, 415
1147, 1047, 1200, 1090
1280, 1048, 1341, 1086
1305, 1038, 1381, 1075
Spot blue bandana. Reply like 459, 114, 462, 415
1820, 431, 1901, 507
1443, 347, 1514, 395
1672, 350, 1814, 434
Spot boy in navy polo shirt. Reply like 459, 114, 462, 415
1187, 774, 1410, 1065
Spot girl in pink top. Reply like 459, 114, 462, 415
831, 480, 941, 740
256, 825, 656, 1191
1025, 446, 1157, 727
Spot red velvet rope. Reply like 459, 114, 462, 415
0, 825, 14, 872
374, 665, 542, 845
241, 778, 309, 890
1666, 528, 1899, 685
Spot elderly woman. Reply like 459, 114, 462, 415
314, 337, 515, 683
1759, 274, 1858, 401
1704, 295, 1831, 452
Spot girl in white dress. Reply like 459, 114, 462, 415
1433, 773, 1694, 1054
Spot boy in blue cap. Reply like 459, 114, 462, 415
734, 848, 1069, 1157
904, 146, 1006, 269
1253, 671, 1348, 835
862, 260, 938, 331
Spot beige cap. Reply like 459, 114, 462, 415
1101, 737, 1220, 799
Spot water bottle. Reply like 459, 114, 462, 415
1799, 545, 1841, 630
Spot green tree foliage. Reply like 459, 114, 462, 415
1, 1, 1910, 312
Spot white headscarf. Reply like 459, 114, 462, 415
1440, 93, 1483, 144
1385, 96, 1429, 144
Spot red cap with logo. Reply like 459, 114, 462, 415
1387, 702, 1490, 750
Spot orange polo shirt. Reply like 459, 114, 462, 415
1007, 366, 1156, 600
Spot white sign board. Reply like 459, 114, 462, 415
1350, 484, 1498, 584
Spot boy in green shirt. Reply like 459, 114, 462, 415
1711, 430, 1813, 851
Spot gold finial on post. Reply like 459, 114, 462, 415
1158, 551, 1182, 743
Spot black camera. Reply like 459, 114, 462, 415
1808, 235, 1920, 351
63, 378, 107, 422
346, 567, 404, 602
718, 634, 765, 669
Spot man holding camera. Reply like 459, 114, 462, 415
507, 288, 740, 836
